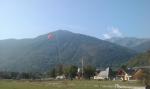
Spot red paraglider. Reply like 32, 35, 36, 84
48, 33, 54, 40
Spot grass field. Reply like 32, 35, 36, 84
0, 80, 145, 89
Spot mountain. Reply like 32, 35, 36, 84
132, 40, 150, 52
107, 37, 150, 52
127, 50, 150, 67
0, 30, 136, 72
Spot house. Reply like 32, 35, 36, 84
56, 75, 66, 80
133, 69, 144, 80
94, 67, 109, 80
132, 66, 150, 80
116, 69, 131, 81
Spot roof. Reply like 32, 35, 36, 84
117, 69, 127, 76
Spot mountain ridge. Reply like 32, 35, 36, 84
107, 37, 150, 52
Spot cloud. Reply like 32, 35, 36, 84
103, 34, 112, 39
103, 26, 123, 39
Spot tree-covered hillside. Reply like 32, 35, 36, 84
0, 30, 136, 72
127, 50, 150, 67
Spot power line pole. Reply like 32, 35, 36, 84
55, 34, 62, 64
82, 58, 84, 78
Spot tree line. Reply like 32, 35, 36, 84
48, 64, 96, 80
0, 64, 96, 80
0, 71, 42, 79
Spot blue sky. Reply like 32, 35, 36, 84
0, 0, 150, 40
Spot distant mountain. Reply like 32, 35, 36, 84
0, 30, 136, 72
107, 37, 150, 52
127, 50, 150, 67
132, 40, 150, 52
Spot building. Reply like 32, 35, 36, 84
116, 69, 131, 81
94, 67, 109, 80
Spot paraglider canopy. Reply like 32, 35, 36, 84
48, 33, 54, 40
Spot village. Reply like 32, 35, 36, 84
0, 65, 149, 89
55, 66, 150, 82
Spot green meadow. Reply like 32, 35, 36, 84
0, 80, 144, 89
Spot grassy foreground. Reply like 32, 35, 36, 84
0, 80, 144, 89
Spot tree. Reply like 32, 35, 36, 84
64, 66, 70, 78
50, 68, 56, 78
20, 72, 30, 79
64, 65, 78, 80
109, 67, 117, 80
84, 65, 95, 79
69, 65, 78, 79
10, 72, 19, 79
121, 65, 127, 71
56, 64, 64, 75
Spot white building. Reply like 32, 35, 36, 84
94, 67, 109, 80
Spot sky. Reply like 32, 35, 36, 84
0, 0, 150, 40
